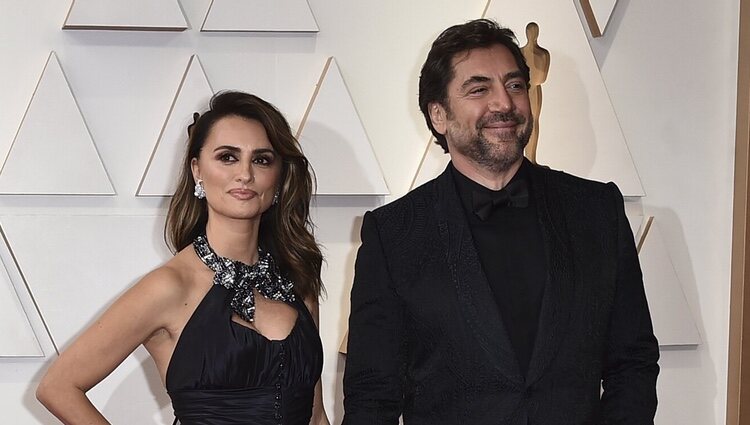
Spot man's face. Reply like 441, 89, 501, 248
429, 44, 532, 174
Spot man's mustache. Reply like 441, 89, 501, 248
477, 112, 527, 128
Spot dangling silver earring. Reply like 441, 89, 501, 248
194, 179, 206, 199
272, 190, 280, 205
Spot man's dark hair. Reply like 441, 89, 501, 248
418, 19, 530, 152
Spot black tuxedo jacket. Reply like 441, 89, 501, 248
343, 161, 659, 425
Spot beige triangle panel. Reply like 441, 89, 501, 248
297, 57, 389, 196
201, 0, 319, 32
137, 55, 214, 197
0, 52, 115, 195
63, 0, 188, 31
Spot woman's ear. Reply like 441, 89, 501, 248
190, 157, 200, 182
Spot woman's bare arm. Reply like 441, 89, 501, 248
36, 267, 185, 424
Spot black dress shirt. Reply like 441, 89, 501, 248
451, 160, 547, 376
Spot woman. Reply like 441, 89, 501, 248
37, 91, 329, 425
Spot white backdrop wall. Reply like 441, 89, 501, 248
0, 0, 738, 424
587, 0, 738, 423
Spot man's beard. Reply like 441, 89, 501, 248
449, 111, 532, 173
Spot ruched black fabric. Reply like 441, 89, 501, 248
167, 285, 323, 425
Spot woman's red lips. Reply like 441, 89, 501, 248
228, 189, 257, 200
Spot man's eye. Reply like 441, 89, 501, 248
507, 82, 526, 92
469, 87, 488, 95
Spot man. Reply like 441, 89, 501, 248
343, 18, 659, 425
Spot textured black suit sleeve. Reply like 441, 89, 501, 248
343, 211, 405, 425
599, 183, 660, 424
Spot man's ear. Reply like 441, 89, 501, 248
428, 102, 448, 135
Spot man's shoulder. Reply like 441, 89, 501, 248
366, 177, 439, 236
371, 177, 437, 218
360, 179, 442, 261
533, 163, 616, 200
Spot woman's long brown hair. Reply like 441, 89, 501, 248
165, 91, 323, 300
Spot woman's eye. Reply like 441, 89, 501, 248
218, 153, 237, 162
253, 155, 274, 166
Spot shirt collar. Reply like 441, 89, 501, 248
450, 159, 531, 217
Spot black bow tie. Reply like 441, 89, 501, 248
471, 179, 529, 220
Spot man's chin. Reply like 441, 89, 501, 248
483, 136, 524, 147
481, 127, 518, 140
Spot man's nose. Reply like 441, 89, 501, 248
488, 88, 513, 113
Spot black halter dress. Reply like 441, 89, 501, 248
165, 239, 323, 425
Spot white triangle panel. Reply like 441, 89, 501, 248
638, 218, 701, 346
297, 57, 389, 195
624, 207, 644, 244
0, 226, 46, 357
0, 215, 172, 349
483, 0, 644, 196
0, 52, 115, 195
580, 0, 618, 37
201, 0, 318, 32
1, 215, 174, 422
138, 55, 213, 196
0, 272, 41, 357
411, 138, 448, 190
63, 0, 188, 31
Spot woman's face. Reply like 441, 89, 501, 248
191, 115, 282, 223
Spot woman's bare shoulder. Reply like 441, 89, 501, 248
131, 247, 203, 308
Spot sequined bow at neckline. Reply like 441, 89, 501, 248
192, 235, 296, 322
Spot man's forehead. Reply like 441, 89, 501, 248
450, 48, 475, 68
449, 46, 519, 83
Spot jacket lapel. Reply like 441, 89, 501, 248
525, 163, 577, 386
432, 166, 524, 386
